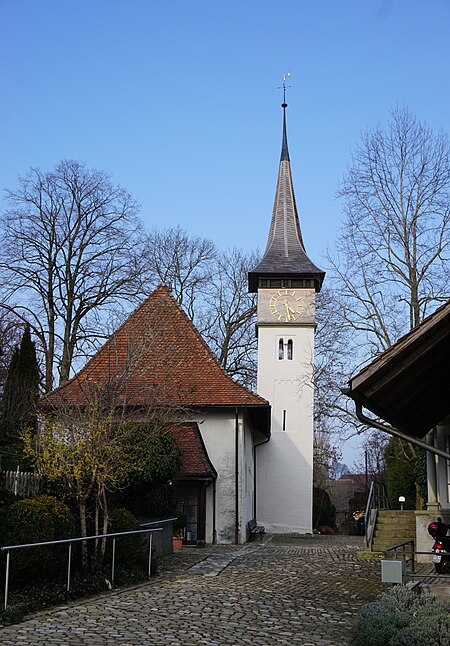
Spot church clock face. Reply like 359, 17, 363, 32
269, 289, 303, 322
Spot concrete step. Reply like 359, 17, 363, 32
377, 511, 415, 519
376, 521, 415, 529
375, 523, 415, 532
377, 519, 415, 526
373, 532, 414, 543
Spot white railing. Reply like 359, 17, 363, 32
1, 469, 42, 497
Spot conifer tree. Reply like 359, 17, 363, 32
0, 325, 40, 447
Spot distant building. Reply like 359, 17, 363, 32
328, 474, 367, 532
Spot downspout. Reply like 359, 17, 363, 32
345, 393, 450, 461
253, 435, 270, 520
235, 407, 239, 545
212, 479, 217, 544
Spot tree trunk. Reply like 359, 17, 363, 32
79, 500, 88, 570
100, 487, 109, 560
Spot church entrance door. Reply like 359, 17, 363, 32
175, 484, 206, 545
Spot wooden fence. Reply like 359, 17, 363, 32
1, 470, 42, 497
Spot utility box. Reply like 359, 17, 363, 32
381, 559, 405, 584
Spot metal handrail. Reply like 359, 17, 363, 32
140, 517, 177, 527
1, 526, 163, 610
364, 481, 390, 548
384, 540, 415, 575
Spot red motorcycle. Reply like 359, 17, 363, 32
428, 517, 450, 574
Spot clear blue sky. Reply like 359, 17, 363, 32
1, 0, 450, 466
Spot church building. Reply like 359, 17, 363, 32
42, 98, 324, 543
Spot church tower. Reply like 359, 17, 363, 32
248, 95, 325, 534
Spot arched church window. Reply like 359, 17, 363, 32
287, 339, 293, 360
278, 339, 284, 360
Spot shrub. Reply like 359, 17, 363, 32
384, 438, 416, 509
313, 486, 336, 529
108, 508, 141, 567
3, 495, 74, 583
358, 586, 450, 646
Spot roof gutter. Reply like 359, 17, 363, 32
342, 387, 450, 461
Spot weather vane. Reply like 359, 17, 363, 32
279, 71, 292, 107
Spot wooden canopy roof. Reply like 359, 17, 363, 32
346, 299, 450, 439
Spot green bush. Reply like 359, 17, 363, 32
3, 495, 74, 583
108, 508, 141, 567
313, 486, 336, 530
384, 438, 417, 509
358, 586, 450, 645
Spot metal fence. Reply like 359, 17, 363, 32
382, 540, 450, 585
1, 527, 163, 610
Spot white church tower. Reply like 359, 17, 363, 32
248, 93, 325, 534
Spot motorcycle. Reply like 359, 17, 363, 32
427, 517, 450, 574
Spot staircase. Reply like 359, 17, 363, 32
371, 510, 416, 552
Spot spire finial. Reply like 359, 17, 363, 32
281, 71, 291, 108
280, 71, 291, 161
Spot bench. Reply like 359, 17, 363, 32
248, 519, 265, 542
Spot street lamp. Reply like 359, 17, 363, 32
398, 495, 405, 511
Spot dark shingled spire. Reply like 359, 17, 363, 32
248, 99, 325, 293
280, 102, 290, 161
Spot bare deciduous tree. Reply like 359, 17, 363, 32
330, 106, 450, 357
201, 248, 258, 389
0, 310, 23, 386
318, 107, 450, 475
0, 160, 143, 391
141, 227, 258, 389
141, 226, 216, 323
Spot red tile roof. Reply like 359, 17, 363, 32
172, 423, 216, 479
42, 285, 268, 410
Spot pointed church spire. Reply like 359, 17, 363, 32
248, 93, 325, 293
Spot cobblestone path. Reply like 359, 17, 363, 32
0, 535, 383, 645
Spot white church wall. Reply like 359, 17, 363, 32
193, 412, 237, 543
193, 410, 257, 544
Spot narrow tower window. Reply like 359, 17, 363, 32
282, 410, 287, 431
287, 339, 293, 360
278, 338, 284, 360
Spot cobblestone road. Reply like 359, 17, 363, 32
0, 535, 383, 645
